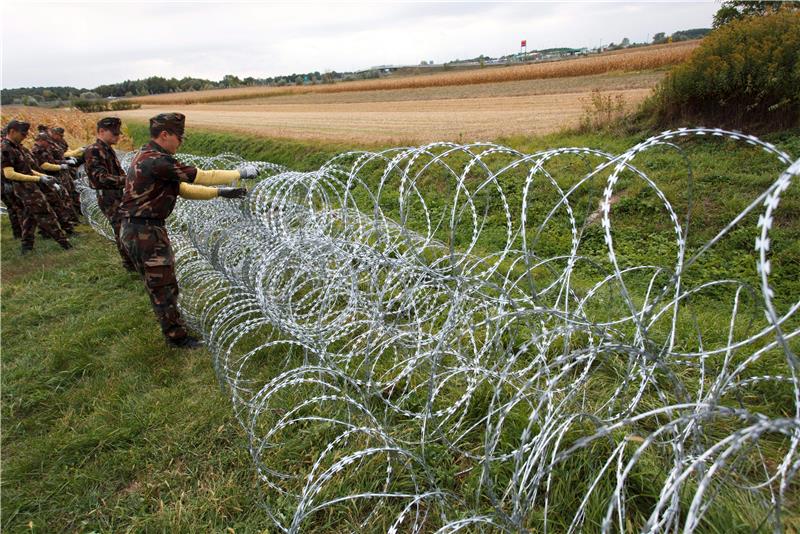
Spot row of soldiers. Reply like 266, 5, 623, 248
1, 120, 84, 251
2, 113, 258, 349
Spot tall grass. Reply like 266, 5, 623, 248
129, 41, 700, 105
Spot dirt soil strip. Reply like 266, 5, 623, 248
115, 87, 652, 144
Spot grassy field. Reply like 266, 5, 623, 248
127, 41, 698, 105
0, 228, 265, 532
3, 125, 799, 531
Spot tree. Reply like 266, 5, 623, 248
652, 32, 667, 44
221, 74, 241, 88
713, 0, 799, 27
621, 37, 630, 47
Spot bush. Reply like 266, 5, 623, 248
72, 99, 107, 113
646, 10, 800, 131
578, 90, 627, 133
72, 99, 141, 113
109, 100, 141, 111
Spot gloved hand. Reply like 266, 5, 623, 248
53, 183, 63, 192
2, 182, 13, 195
238, 165, 259, 180
218, 187, 247, 199
39, 175, 56, 187
60, 163, 70, 170
65, 157, 79, 166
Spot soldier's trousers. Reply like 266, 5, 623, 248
13, 181, 69, 249
39, 180, 74, 233
1, 181, 23, 238
120, 221, 189, 342
97, 190, 134, 269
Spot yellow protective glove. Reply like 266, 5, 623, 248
179, 182, 219, 200
40, 162, 64, 172
64, 147, 85, 158
194, 169, 241, 186
3, 166, 42, 182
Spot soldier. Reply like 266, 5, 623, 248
32, 125, 80, 231
1, 120, 72, 253
0, 126, 23, 239
118, 112, 258, 349
84, 117, 136, 271
49, 126, 84, 214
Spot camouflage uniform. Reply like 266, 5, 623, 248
44, 127, 82, 216
31, 133, 78, 230
1, 175, 23, 238
84, 134, 135, 270
1, 135, 70, 250
119, 114, 199, 344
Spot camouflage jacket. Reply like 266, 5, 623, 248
84, 138, 126, 190
118, 140, 198, 220
31, 134, 66, 172
1, 137, 43, 176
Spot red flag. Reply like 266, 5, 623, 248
521, 40, 527, 47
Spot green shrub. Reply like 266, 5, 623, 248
109, 100, 141, 111
646, 10, 800, 131
72, 99, 141, 113
72, 98, 108, 113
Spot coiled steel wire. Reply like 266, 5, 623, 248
75, 128, 799, 532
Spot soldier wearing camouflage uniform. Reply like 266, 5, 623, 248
1, 126, 23, 239
32, 126, 80, 231
119, 112, 256, 349
49, 126, 84, 214
1, 120, 72, 253
84, 117, 135, 271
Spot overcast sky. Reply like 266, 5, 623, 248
1, 1, 719, 89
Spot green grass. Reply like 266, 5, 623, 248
1, 229, 265, 532
5, 125, 800, 531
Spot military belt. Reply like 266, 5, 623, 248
122, 216, 166, 226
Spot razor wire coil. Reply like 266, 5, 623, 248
75, 128, 799, 532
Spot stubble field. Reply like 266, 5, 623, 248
115, 71, 660, 144
112, 43, 699, 143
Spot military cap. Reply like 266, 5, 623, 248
51, 127, 65, 135
150, 112, 185, 137
97, 116, 122, 134
37, 124, 49, 132
6, 120, 31, 133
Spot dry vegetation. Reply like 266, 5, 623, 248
115, 87, 653, 144
0, 106, 134, 150
129, 41, 699, 105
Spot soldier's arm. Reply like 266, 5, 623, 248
3, 166, 42, 182
84, 146, 125, 188
178, 182, 218, 200
193, 169, 241, 186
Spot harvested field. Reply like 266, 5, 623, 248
128, 41, 696, 105
218, 70, 666, 106
115, 72, 655, 143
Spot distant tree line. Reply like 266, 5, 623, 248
651, 28, 711, 45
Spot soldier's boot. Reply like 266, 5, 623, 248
60, 240, 73, 250
167, 335, 204, 350
20, 245, 33, 255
